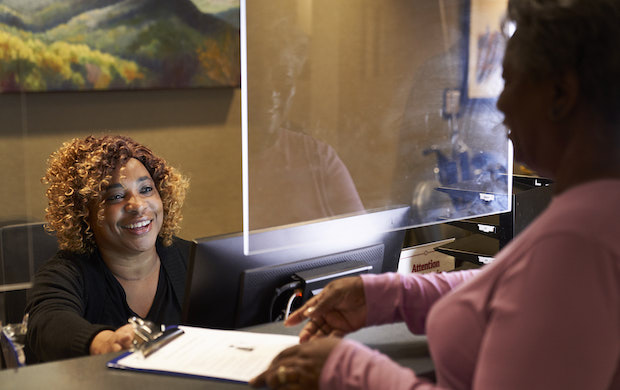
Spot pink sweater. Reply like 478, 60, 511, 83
321, 180, 620, 389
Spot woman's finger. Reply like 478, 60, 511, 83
285, 295, 320, 326
248, 370, 267, 387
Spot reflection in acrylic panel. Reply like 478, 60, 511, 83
0, 0, 240, 92
242, 0, 513, 247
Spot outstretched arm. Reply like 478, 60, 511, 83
363, 270, 480, 334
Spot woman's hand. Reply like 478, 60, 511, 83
249, 336, 341, 390
284, 276, 367, 343
89, 323, 134, 355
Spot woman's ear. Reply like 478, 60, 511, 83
548, 70, 579, 121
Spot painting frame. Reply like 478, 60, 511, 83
465, 0, 509, 101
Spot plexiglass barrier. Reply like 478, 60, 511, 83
242, 0, 513, 254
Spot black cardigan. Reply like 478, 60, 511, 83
25, 237, 191, 363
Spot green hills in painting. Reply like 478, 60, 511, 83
0, 0, 240, 92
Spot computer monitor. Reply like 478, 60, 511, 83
181, 206, 410, 329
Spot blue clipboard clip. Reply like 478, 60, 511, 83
128, 317, 185, 358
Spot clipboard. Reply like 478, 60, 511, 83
106, 325, 299, 383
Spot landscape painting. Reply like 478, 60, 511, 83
0, 0, 240, 92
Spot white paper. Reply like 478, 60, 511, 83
109, 326, 299, 383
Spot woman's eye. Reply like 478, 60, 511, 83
106, 193, 124, 202
140, 185, 154, 194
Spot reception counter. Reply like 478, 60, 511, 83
0, 321, 433, 389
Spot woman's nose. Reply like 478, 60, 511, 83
124, 195, 146, 213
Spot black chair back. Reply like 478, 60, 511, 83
0, 222, 58, 325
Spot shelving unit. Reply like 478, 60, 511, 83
436, 175, 553, 267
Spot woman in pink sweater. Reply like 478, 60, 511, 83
251, 0, 620, 388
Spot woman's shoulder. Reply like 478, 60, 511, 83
29, 251, 103, 296
40, 249, 91, 270
171, 236, 192, 258
534, 180, 620, 249
35, 249, 102, 280
158, 236, 192, 266
171, 236, 193, 250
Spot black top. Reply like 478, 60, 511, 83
25, 237, 191, 363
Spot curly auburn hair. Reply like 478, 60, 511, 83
43, 135, 189, 254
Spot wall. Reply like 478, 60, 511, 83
0, 87, 243, 240
0, 0, 470, 242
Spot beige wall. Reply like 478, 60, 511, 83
0, 88, 243, 240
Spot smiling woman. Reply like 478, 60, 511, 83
25, 135, 192, 363
90, 158, 165, 258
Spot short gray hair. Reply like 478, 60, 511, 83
507, 0, 620, 125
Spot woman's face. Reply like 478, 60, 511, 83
90, 158, 164, 257
496, 33, 559, 176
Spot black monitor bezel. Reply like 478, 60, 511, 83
181, 206, 410, 329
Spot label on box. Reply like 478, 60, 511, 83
397, 238, 456, 274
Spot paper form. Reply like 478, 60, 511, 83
108, 326, 299, 383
